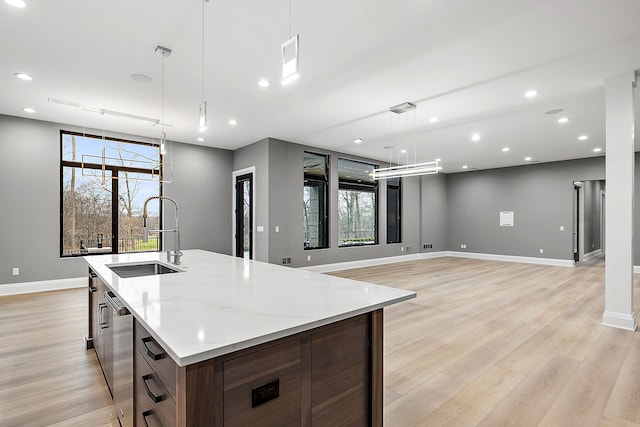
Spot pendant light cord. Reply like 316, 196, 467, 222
202, 0, 205, 102
161, 54, 165, 135
288, 0, 292, 38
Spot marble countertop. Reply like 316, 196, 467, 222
85, 249, 415, 366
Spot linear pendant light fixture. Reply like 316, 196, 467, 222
371, 101, 440, 180
199, 0, 210, 132
281, 0, 299, 85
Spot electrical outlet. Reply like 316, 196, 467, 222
286, 257, 291, 264
401, 246, 405, 252
275, 226, 280, 233
282, 258, 287, 265
560, 226, 564, 231
12, 267, 19, 276
405, 246, 411, 252
307, 255, 311, 261
461, 244, 467, 249
423, 244, 433, 249
539, 249, 544, 254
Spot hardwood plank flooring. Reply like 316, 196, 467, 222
330, 256, 640, 426
2, 256, 640, 426
0, 289, 118, 427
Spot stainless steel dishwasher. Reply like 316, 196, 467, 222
105, 291, 133, 427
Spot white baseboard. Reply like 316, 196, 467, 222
602, 310, 637, 331
446, 251, 575, 267
584, 249, 603, 261
300, 250, 574, 273
0, 277, 86, 297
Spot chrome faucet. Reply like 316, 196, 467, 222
142, 196, 182, 265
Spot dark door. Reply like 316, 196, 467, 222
235, 173, 253, 259
574, 183, 581, 262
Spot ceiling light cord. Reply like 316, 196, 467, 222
288, 0, 292, 38
202, 0, 205, 102
161, 53, 165, 136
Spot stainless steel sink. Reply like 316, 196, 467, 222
107, 262, 181, 278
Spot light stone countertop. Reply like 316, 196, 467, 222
85, 249, 416, 366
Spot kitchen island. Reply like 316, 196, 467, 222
86, 249, 415, 426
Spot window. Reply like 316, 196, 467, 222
60, 131, 162, 257
387, 178, 402, 243
303, 152, 329, 249
338, 158, 378, 247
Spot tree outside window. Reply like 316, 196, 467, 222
337, 158, 378, 247
60, 131, 161, 256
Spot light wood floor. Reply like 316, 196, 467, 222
1, 257, 639, 426
331, 256, 640, 426
0, 289, 119, 427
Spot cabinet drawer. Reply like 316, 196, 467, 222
135, 349, 176, 427
134, 320, 177, 400
223, 339, 301, 426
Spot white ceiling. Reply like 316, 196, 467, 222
2, 0, 640, 172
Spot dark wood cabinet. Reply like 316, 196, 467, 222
88, 269, 113, 395
131, 311, 382, 426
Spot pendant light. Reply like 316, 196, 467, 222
155, 45, 173, 182
281, 0, 299, 85
199, 0, 210, 132
371, 102, 440, 180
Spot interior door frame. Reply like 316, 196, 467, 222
232, 167, 256, 259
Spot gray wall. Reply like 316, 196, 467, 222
420, 173, 448, 252
0, 114, 232, 285
446, 157, 605, 260
264, 138, 422, 268
163, 141, 233, 255
232, 138, 270, 262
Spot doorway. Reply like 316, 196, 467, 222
234, 171, 254, 259
573, 180, 606, 264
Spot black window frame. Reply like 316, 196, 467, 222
59, 130, 163, 257
337, 158, 379, 247
303, 151, 329, 250
386, 177, 402, 244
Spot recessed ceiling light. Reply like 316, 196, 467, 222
429, 117, 439, 123
471, 133, 480, 142
524, 89, 538, 98
197, 137, 204, 142
435, 158, 441, 162
228, 119, 238, 126
502, 147, 510, 152
257, 79, 270, 88
22, 107, 35, 113
462, 165, 468, 169
524, 156, 532, 161
5, 0, 26, 7
353, 137, 363, 144
400, 149, 407, 154
545, 108, 563, 115
15, 72, 32, 81
593, 147, 602, 153
131, 73, 153, 83
558, 117, 569, 124
578, 135, 588, 141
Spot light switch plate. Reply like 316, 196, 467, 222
12, 267, 19, 276
257, 226, 264, 232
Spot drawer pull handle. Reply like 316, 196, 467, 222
142, 374, 164, 403
142, 337, 166, 360
142, 409, 155, 427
